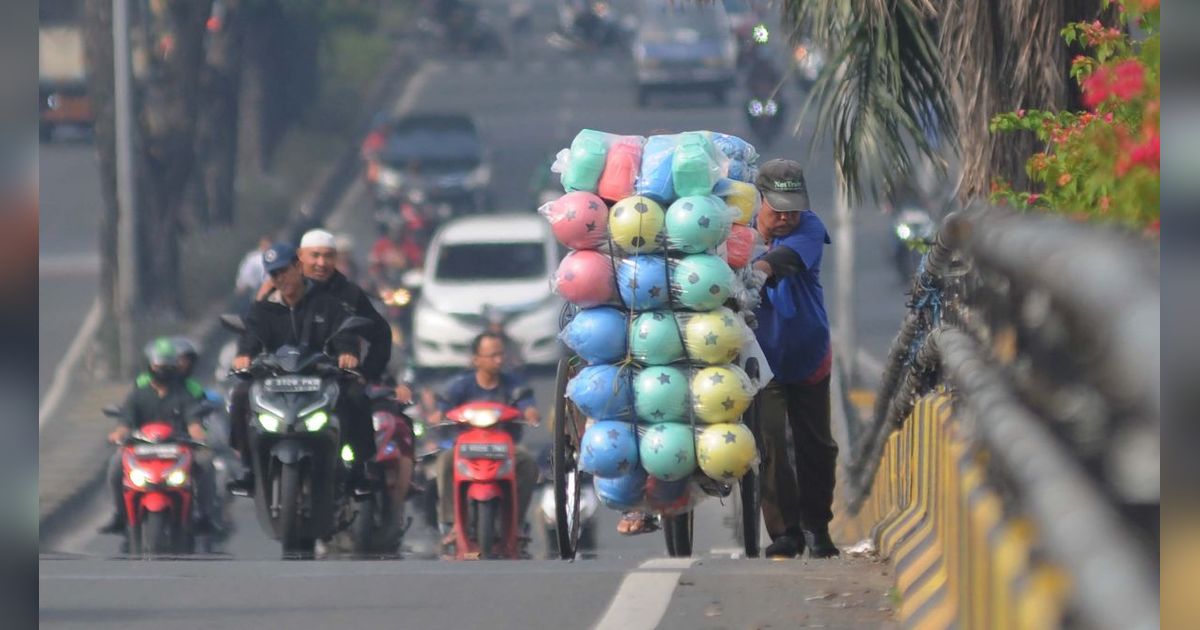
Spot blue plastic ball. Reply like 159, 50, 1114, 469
579, 421, 640, 479
617, 255, 670, 311
594, 467, 648, 511
561, 307, 629, 364
566, 364, 636, 421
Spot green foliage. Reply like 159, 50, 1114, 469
989, 0, 1159, 233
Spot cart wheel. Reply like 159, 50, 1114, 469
738, 395, 762, 557
553, 356, 585, 560
663, 511, 694, 558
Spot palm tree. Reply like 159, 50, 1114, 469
783, 0, 1110, 203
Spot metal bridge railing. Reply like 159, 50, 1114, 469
830, 205, 1160, 630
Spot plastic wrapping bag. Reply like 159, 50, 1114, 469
663, 195, 734, 254
597, 136, 645, 202
629, 307, 751, 366
560, 129, 613, 193
690, 364, 755, 423
579, 420, 640, 478
670, 254, 734, 311
554, 249, 617, 307
708, 132, 759, 184
638, 422, 696, 481
721, 223, 763, 269
696, 422, 758, 481
541, 191, 610, 251
609, 196, 666, 254
720, 179, 760, 225
729, 265, 769, 314
636, 134, 679, 204
558, 306, 629, 364
565, 363, 635, 421
672, 132, 724, 198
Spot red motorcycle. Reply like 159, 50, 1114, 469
119, 420, 203, 555
444, 398, 528, 560
350, 387, 415, 555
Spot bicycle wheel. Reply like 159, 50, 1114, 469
553, 356, 585, 560
663, 511, 694, 558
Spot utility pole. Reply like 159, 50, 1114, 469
113, 0, 139, 374
833, 162, 857, 385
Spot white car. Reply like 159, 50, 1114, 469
411, 213, 565, 371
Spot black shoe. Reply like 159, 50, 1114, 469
802, 527, 840, 558
764, 534, 802, 558
227, 472, 255, 497
351, 463, 383, 497
98, 513, 125, 535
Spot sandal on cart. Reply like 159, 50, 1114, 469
616, 511, 660, 536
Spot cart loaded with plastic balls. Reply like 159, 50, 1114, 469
540, 128, 774, 560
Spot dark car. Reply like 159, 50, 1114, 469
362, 113, 493, 213
632, 0, 737, 107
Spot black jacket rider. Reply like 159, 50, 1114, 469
309, 270, 392, 382
236, 280, 357, 359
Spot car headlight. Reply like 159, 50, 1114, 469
303, 410, 329, 432
748, 99, 764, 117
378, 168, 404, 191
129, 468, 149, 488
257, 413, 282, 432
384, 288, 412, 307
166, 469, 188, 487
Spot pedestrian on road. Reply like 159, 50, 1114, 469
749, 159, 840, 559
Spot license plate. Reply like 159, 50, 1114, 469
263, 376, 322, 393
457, 443, 509, 460
132, 443, 181, 458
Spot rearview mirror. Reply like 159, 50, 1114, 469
102, 405, 123, 419
220, 314, 247, 333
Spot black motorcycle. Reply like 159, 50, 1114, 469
220, 314, 371, 556
744, 59, 786, 148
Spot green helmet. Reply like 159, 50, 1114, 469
144, 337, 179, 368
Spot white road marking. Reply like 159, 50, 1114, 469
592, 557, 697, 630
39, 298, 101, 428
39, 253, 101, 277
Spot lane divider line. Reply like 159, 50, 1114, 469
593, 557, 697, 630
39, 298, 101, 428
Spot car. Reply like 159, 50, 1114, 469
361, 112, 493, 213
632, 0, 737, 107
410, 213, 565, 372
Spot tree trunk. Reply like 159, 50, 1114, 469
134, 0, 211, 316
81, 0, 120, 330
195, 0, 243, 226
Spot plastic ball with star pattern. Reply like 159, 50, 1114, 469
554, 250, 616, 308
670, 254, 734, 311
616, 255, 670, 311
696, 423, 757, 481
579, 420, 640, 479
594, 466, 648, 510
608, 196, 665, 254
682, 307, 744, 365
565, 364, 635, 421
633, 366, 690, 424
638, 422, 697, 482
664, 195, 732, 254
629, 310, 684, 364
560, 306, 628, 363
547, 191, 609, 250
690, 365, 753, 423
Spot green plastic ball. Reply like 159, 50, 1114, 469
664, 195, 732, 254
629, 311, 684, 364
638, 423, 697, 482
634, 366, 690, 424
671, 254, 733, 311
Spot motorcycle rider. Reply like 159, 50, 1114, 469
99, 338, 216, 535
227, 242, 378, 494
428, 332, 540, 554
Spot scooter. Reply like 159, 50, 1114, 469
535, 446, 598, 559
348, 386, 415, 555
112, 418, 207, 556
220, 314, 373, 557
443, 394, 530, 560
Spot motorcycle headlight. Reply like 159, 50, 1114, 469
747, 99, 764, 117
341, 444, 356, 462
463, 408, 501, 428
128, 468, 149, 488
257, 413, 282, 432
303, 410, 329, 432
166, 469, 188, 487
752, 24, 769, 44
895, 224, 913, 240
412, 421, 426, 438
388, 288, 413, 307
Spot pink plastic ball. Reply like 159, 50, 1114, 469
547, 191, 609, 250
554, 250, 617, 307
724, 223, 756, 269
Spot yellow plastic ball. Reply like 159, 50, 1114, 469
696, 423, 757, 481
609, 196, 665, 254
683, 308, 744, 365
690, 366, 753, 423
722, 180, 759, 225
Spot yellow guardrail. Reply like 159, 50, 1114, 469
833, 392, 1071, 629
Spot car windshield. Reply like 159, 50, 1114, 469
640, 2, 726, 39
381, 118, 481, 170
434, 242, 546, 281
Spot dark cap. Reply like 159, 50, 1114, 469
262, 242, 298, 274
755, 159, 811, 212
